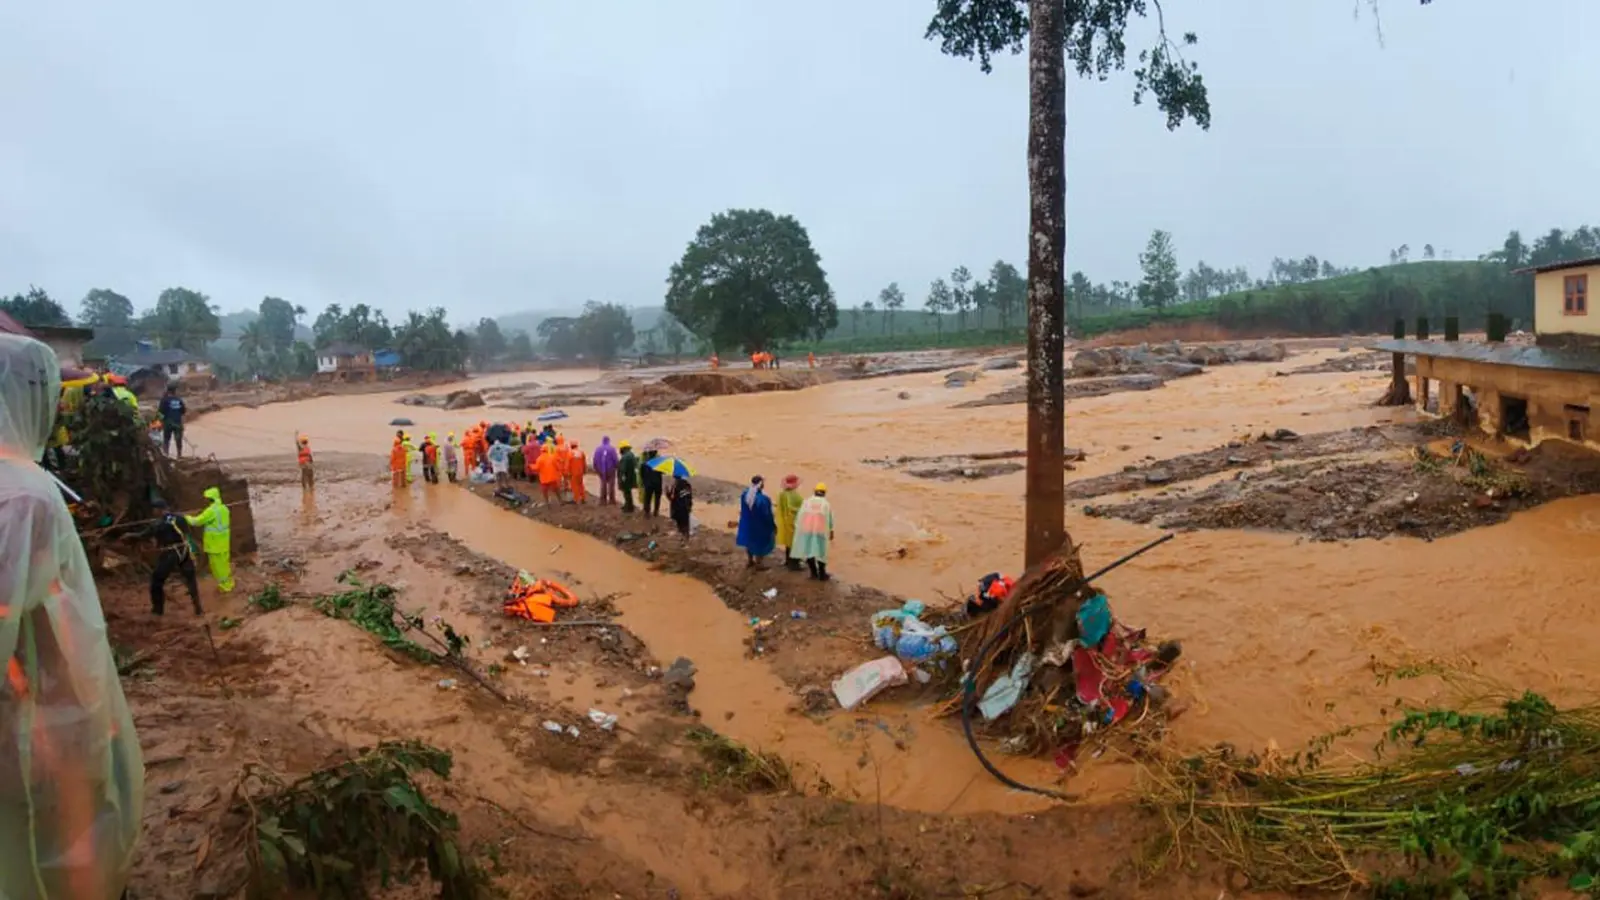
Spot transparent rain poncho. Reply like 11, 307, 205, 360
0, 335, 143, 899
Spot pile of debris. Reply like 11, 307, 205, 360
831, 542, 1181, 772
1071, 340, 1286, 378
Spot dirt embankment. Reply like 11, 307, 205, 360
862, 447, 1087, 481
623, 369, 838, 415
1085, 426, 1600, 541
181, 372, 462, 422
1275, 349, 1410, 377
957, 373, 1167, 408
1065, 424, 1419, 501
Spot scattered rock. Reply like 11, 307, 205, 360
1149, 361, 1204, 379
1237, 341, 1288, 362
159, 780, 185, 795
1144, 470, 1173, 485
388, 417, 415, 427
1264, 428, 1301, 442
443, 389, 485, 410
663, 657, 697, 692
980, 356, 1022, 371
1184, 344, 1233, 366
943, 369, 980, 388
896, 391, 912, 400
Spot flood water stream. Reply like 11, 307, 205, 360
192, 350, 1600, 811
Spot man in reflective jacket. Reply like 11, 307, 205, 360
185, 486, 233, 593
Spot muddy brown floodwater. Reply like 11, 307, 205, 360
190, 348, 1600, 799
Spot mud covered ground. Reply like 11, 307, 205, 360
1082, 424, 1600, 541
102, 472, 1232, 899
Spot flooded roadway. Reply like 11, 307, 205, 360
191, 350, 1600, 805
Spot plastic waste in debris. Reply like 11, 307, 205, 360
541, 721, 564, 733
762, 588, 779, 600
1076, 593, 1112, 647
565, 725, 580, 738
978, 652, 1038, 720
437, 678, 458, 690
587, 709, 618, 731
512, 645, 531, 664
832, 657, 909, 711
789, 610, 807, 619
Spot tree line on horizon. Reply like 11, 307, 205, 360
6, 218, 1595, 376
0, 285, 642, 379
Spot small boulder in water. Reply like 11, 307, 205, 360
389, 417, 415, 427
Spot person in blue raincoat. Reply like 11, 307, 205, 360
735, 475, 777, 566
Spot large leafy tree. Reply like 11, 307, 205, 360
143, 287, 221, 352
536, 316, 579, 359
988, 260, 1025, 332
665, 209, 836, 352
313, 303, 393, 350
576, 301, 635, 364
472, 317, 507, 368
393, 308, 464, 372
257, 296, 305, 354
1137, 228, 1180, 311
1, 286, 71, 327
80, 288, 137, 356
507, 330, 535, 362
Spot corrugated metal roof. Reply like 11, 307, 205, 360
1370, 338, 1600, 375
116, 348, 200, 366
1511, 256, 1600, 276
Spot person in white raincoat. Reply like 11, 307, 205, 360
0, 334, 144, 899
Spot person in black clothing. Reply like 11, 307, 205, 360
668, 475, 693, 537
639, 448, 664, 517
158, 384, 186, 457
138, 498, 203, 616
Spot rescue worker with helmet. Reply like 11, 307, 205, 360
137, 497, 203, 616
185, 486, 233, 593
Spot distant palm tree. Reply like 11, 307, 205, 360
238, 321, 266, 373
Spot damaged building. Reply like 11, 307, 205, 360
1375, 257, 1600, 451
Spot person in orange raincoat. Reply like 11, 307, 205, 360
534, 443, 563, 504
461, 426, 479, 473
389, 437, 407, 488
523, 432, 540, 480
568, 441, 588, 503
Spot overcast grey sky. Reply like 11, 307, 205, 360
1, 1, 1594, 321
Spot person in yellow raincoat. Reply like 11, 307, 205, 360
402, 433, 418, 485
776, 474, 805, 571
0, 334, 144, 899
185, 486, 234, 593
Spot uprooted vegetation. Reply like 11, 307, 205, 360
1144, 675, 1600, 897
236, 741, 488, 899
684, 726, 795, 793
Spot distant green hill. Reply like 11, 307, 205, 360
483, 260, 1512, 355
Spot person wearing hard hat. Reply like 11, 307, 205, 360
443, 432, 459, 482
184, 486, 234, 593
792, 483, 835, 581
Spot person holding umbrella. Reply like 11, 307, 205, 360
648, 455, 696, 536
639, 448, 664, 517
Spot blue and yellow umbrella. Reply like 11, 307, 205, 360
646, 456, 696, 479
